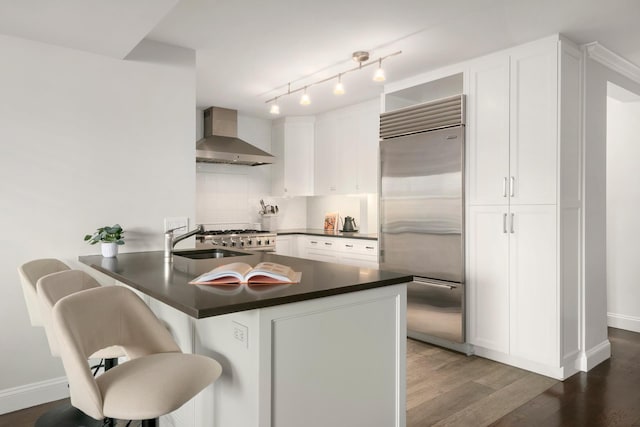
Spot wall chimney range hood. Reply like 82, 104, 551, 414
196, 107, 274, 166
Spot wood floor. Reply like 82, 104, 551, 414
2, 327, 639, 427
408, 327, 640, 426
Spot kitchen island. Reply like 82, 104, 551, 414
80, 250, 410, 427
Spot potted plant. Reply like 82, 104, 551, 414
84, 224, 125, 258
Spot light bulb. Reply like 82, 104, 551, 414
373, 59, 386, 82
270, 101, 280, 115
300, 89, 311, 105
333, 75, 345, 95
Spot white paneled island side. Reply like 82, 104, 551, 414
80, 249, 409, 427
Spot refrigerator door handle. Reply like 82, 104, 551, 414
510, 213, 515, 234
510, 176, 515, 197
503, 213, 508, 234
503, 177, 508, 197
413, 277, 456, 289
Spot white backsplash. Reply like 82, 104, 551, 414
196, 163, 272, 225
307, 194, 378, 233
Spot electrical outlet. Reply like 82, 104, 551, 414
164, 217, 189, 234
232, 321, 248, 348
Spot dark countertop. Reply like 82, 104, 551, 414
276, 228, 378, 240
79, 249, 409, 319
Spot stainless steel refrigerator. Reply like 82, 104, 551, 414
379, 95, 466, 351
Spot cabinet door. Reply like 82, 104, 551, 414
467, 205, 510, 353
284, 121, 315, 196
356, 104, 380, 193
275, 236, 295, 257
334, 114, 359, 194
468, 55, 510, 205
271, 122, 286, 196
509, 42, 558, 205
314, 116, 338, 195
509, 205, 558, 365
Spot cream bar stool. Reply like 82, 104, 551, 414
37, 270, 123, 360
18, 261, 122, 426
51, 285, 222, 427
18, 258, 70, 327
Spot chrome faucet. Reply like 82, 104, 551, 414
164, 224, 204, 260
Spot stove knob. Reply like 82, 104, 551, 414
257, 240, 262, 246
265, 239, 270, 245
240, 240, 245, 247
222, 241, 228, 247
247, 239, 253, 245
231, 241, 237, 247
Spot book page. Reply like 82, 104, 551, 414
189, 262, 253, 285
245, 262, 301, 284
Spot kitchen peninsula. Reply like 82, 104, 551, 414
80, 250, 410, 427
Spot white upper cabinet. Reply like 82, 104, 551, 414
314, 100, 380, 195
509, 41, 558, 205
468, 55, 510, 205
271, 117, 315, 196
468, 38, 559, 206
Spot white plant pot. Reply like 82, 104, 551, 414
101, 242, 118, 258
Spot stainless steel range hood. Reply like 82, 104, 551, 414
196, 107, 274, 166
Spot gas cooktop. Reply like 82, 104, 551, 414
196, 228, 276, 251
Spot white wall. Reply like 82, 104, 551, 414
606, 94, 640, 332
0, 34, 196, 412
583, 57, 640, 353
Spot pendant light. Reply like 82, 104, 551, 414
373, 58, 386, 82
300, 87, 311, 105
269, 97, 280, 115
333, 74, 345, 95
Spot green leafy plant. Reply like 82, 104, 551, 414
84, 224, 125, 245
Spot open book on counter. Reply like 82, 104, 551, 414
189, 262, 302, 286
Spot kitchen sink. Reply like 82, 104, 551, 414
173, 249, 251, 259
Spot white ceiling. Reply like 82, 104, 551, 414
2, 0, 640, 118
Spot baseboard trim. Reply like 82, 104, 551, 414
0, 376, 69, 415
607, 312, 640, 333
472, 346, 566, 380
576, 339, 611, 372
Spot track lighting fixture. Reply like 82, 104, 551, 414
300, 87, 311, 105
373, 58, 386, 82
265, 50, 401, 114
333, 74, 345, 95
269, 98, 280, 115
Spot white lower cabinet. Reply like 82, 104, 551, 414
283, 235, 378, 269
275, 236, 295, 257
468, 204, 559, 371
336, 239, 379, 269
299, 236, 340, 263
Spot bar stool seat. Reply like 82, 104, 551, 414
51, 285, 222, 425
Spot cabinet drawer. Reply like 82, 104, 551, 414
303, 237, 337, 250
340, 239, 378, 256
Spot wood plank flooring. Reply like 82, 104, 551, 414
2, 327, 639, 427
406, 338, 558, 426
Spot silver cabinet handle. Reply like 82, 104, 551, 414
365, 246, 375, 250
510, 176, 515, 197
503, 213, 507, 234
324, 242, 332, 246
510, 213, 515, 234
503, 177, 507, 197
345, 244, 353, 248
310, 241, 318, 244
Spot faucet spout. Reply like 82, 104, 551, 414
164, 224, 204, 261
